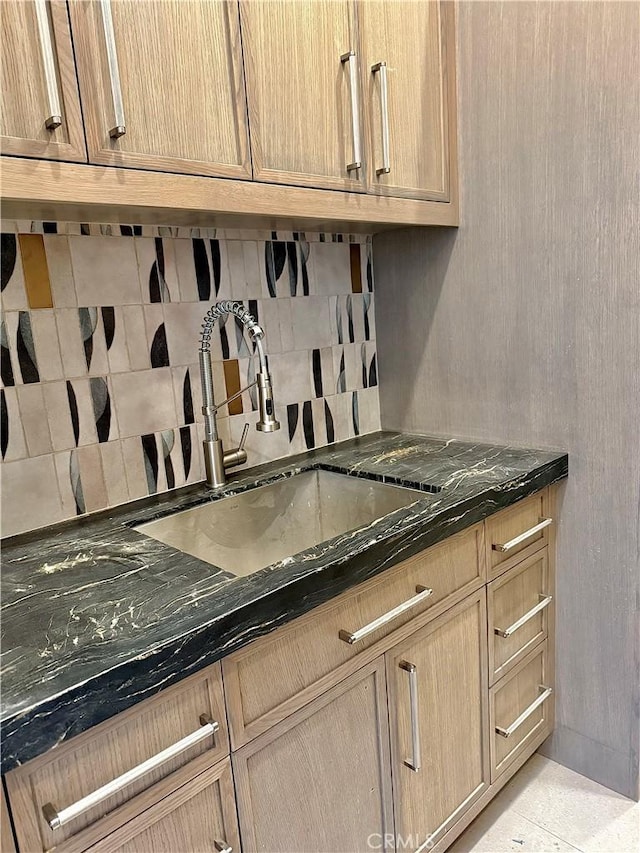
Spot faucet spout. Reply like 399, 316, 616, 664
198, 301, 280, 488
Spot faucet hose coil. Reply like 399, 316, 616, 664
199, 301, 264, 353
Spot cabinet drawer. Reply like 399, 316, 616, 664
6, 663, 228, 853
486, 489, 552, 578
224, 524, 485, 748
82, 755, 239, 853
488, 550, 552, 684
490, 641, 554, 782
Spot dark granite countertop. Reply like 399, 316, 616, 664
0, 431, 567, 773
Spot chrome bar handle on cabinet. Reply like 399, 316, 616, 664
340, 51, 362, 172
495, 686, 553, 738
494, 594, 553, 639
399, 661, 420, 772
338, 586, 433, 645
99, 0, 126, 138
492, 517, 553, 553
34, 0, 62, 130
42, 715, 219, 830
214, 841, 233, 853
371, 61, 390, 175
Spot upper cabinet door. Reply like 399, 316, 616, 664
359, 0, 455, 200
1, 0, 86, 161
239, 0, 366, 192
68, 0, 251, 178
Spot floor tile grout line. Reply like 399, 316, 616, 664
508, 806, 587, 852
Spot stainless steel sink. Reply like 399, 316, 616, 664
134, 470, 423, 577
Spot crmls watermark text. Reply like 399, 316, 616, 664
367, 833, 434, 851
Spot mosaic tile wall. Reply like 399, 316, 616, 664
0, 222, 380, 537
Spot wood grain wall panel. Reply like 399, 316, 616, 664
374, 1, 640, 799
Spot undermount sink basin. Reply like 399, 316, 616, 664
134, 470, 425, 578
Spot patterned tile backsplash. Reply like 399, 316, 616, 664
0, 222, 380, 537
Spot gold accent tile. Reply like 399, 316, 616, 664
18, 234, 53, 309
223, 359, 243, 415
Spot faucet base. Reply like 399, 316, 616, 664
203, 438, 248, 488
203, 438, 226, 488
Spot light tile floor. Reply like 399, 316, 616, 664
450, 755, 640, 853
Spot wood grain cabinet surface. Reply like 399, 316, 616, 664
82, 756, 240, 853
358, 0, 456, 201
0, 0, 460, 228
488, 548, 552, 684
485, 488, 552, 578
232, 658, 394, 853
0, 0, 86, 161
386, 590, 490, 850
5, 663, 227, 853
490, 640, 554, 782
67, 0, 251, 178
239, 0, 366, 192
223, 522, 484, 748
240, 0, 457, 199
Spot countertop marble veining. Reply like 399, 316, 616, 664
0, 431, 568, 772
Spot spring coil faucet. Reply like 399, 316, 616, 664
199, 301, 280, 488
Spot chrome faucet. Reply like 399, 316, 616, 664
199, 301, 280, 488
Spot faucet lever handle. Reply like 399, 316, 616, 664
238, 422, 250, 452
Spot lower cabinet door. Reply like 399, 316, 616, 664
85, 757, 240, 853
233, 657, 394, 853
386, 591, 490, 850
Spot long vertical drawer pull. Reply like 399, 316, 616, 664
495, 686, 553, 738
34, 0, 62, 130
338, 586, 433, 644
340, 50, 362, 172
494, 594, 553, 638
492, 518, 553, 553
400, 660, 421, 772
99, 0, 126, 138
42, 716, 219, 829
371, 61, 390, 175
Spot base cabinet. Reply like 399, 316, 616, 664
232, 658, 394, 853
386, 592, 490, 850
3, 488, 557, 853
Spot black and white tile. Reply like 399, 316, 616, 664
0, 221, 379, 536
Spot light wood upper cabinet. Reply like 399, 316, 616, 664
0, 0, 86, 161
239, 0, 366, 192
233, 659, 393, 853
358, 0, 455, 200
386, 591, 490, 849
239, 0, 456, 198
67, 0, 251, 178
1, 0, 460, 228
